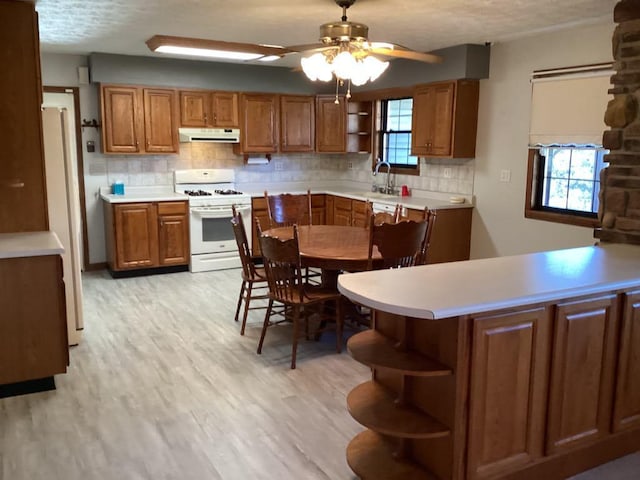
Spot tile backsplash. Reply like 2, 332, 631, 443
95, 143, 474, 195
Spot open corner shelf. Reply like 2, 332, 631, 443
347, 380, 451, 439
347, 430, 438, 480
347, 329, 452, 376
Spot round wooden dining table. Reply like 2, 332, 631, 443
263, 224, 380, 287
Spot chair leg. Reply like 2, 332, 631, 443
291, 305, 301, 369
257, 299, 273, 355
234, 280, 247, 323
240, 281, 254, 336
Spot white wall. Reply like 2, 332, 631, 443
471, 21, 614, 259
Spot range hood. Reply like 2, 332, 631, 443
178, 127, 240, 143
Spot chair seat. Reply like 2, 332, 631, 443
271, 283, 341, 306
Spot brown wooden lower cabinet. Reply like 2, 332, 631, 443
0, 254, 68, 385
345, 291, 640, 479
104, 200, 189, 272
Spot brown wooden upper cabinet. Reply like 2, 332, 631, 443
411, 79, 479, 158
179, 90, 239, 128
316, 95, 347, 153
101, 85, 179, 154
0, 0, 48, 233
280, 95, 315, 153
234, 93, 279, 154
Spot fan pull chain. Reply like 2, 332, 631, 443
334, 77, 340, 104
346, 79, 352, 100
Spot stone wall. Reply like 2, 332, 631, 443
598, 0, 640, 245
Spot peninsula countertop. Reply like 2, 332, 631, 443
0, 231, 64, 259
337, 243, 640, 319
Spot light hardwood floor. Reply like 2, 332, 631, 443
0, 268, 638, 479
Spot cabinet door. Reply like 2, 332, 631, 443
613, 291, 640, 432
143, 88, 178, 153
0, 1, 48, 232
546, 295, 619, 454
316, 95, 346, 153
239, 93, 278, 153
101, 85, 142, 153
467, 308, 550, 479
351, 199, 368, 228
212, 92, 239, 127
333, 196, 352, 226
114, 203, 159, 269
411, 82, 454, 157
179, 90, 210, 127
280, 95, 315, 152
158, 214, 189, 265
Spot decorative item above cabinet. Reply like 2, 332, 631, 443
411, 79, 479, 159
100, 84, 179, 155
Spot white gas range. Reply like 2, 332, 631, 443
174, 169, 252, 273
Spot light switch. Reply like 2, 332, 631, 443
499, 169, 511, 182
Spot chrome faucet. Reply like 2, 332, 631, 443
373, 159, 392, 194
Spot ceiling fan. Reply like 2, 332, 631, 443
147, 0, 442, 89
286, 0, 443, 66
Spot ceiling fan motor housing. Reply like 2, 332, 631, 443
320, 21, 369, 43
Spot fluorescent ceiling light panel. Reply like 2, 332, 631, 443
146, 35, 293, 62
154, 45, 262, 60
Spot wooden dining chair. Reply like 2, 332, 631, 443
367, 215, 429, 270
364, 200, 402, 227
256, 220, 343, 369
264, 189, 313, 228
231, 205, 269, 335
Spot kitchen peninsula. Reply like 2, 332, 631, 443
338, 242, 640, 479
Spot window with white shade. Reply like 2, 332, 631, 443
525, 64, 613, 227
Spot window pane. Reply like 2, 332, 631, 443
547, 149, 570, 178
398, 115, 412, 130
381, 98, 417, 168
567, 180, 595, 212
399, 98, 413, 114
545, 178, 569, 209
569, 150, 596, 181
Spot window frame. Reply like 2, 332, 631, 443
525, 149, 602, 228
372, 96, 420, 176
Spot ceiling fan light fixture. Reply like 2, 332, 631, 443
301, 52, 334, 82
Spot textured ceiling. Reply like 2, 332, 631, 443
33, 0, 617, 67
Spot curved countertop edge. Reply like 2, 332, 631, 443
101, 192, 188, 203
337, 243, 640, 320
0, 231, 64, 259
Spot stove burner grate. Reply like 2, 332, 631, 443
184, 189, 213, 196
214, 189, 244, 195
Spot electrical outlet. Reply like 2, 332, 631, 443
347, 161, 353, 170
274, 161, 284, 171
443, 167, 452, 179
499, 169, 511, 182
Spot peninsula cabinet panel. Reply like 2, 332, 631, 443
467, 308, 550, 479
101, 85, 143, 153
179, 91, 239, 128
316, 95, 346, 153
0, 255, 68, 385
613, 290, 640, 432
411, 80, 479, 158
143, 88, 179, 153
235, 93, 278, 154
280, 95, 315, 152
546, 295, 619, 455
0, 0, 48, 233
114, 203, 159, 269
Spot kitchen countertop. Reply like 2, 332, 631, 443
337, 243, 640, 320
0, 231, 64, 259
100, 186, 188, 203
246, 185, 473, 210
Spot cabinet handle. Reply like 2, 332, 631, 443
0, 179, 25, 188
204, 114, 208, 123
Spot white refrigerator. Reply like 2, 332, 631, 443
42, 107, 83, 346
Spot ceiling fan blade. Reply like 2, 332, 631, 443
369, 47, 443, 64
284, 43, 335, 53
146, 35, 294, 57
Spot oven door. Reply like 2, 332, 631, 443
190, 205, 249, 255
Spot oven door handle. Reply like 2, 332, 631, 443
191, 205, 251, 219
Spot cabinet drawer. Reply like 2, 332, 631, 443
157, 201, 187, 215
334, 196, 352, 211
